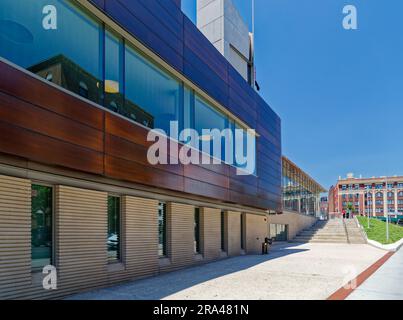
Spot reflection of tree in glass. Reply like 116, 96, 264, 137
107, 196, 120, 261
31, 185, 52, 247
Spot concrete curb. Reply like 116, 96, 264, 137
355, 217, 403, 252
354, 217, 368, 244
366, 238, 403, 252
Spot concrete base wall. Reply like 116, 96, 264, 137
245, 213, 268, 254
268, 211, 317, 241
161, 202, 195, 273
0, 172, 272, 299
226, 211, 241, 256
200, 207, 222, 261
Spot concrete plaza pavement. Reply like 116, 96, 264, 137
67, 243, 386, 300
347, 247, 403, 300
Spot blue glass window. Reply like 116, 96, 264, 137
234, 122, 256, 174
194, 95, 229, 162
0, 0, 259, 176
195, 96, 227, 133
183, 86, 195, 132
31, 184, 53, 270
105, 28, 124, 114
107, 196, 121, 262
158, 202, 167, 257
0, 0, 103, 104
125, 44, 181, 133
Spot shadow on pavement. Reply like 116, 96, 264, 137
67, 243, 309, 300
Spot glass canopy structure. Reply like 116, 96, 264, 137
282, 156, 326, 217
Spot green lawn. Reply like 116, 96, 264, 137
357, 216, 403, 245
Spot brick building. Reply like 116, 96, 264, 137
329, 173, 403, 217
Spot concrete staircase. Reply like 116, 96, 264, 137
344, 219, 367, 244
291, 218, 367, 244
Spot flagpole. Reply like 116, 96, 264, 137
252, 0, 256, 90
252, 0, 255, 37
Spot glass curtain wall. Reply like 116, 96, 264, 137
107, 196, 121, 262
0, 0, 103, 103
282, 158, 324, 216
31, 184, 53, 270
158, 202, 167, 257
0, 0, 256, 172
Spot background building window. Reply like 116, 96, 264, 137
107, 196, 121, 262
158, 202, 167, 257
78, 81, 89, 98
31, 184, 53, 270
194, 208, 201, 254
45, 72, 53, 82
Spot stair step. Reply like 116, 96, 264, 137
291, 239, 349, 243
292, 218, 361, 244
294, 236, 348, 239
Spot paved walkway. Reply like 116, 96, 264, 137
347, 247, 403, 300
67, 243, 385, 300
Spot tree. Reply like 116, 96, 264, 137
347, 202, 355, 218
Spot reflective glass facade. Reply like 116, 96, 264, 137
282, 157, 325, 216
158, 202, 167, 257
107, 196, 121, 262
31, 184, 52, 269
0, 0, 103, 103
0, 0, 255, 171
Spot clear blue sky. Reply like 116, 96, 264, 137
182, 0, 403, 190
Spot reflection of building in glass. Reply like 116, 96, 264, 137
320, 196, 329, 216
28, 54, 154, 128
282, 156, 326, 217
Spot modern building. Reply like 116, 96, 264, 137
196, 0, 255, 87
329, 173, 403, 217
282, 157, 326, 217
320, 197, 329, 217
0, 0, 283, 299
267, 157, 325, 242
194, 1, 323, 242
